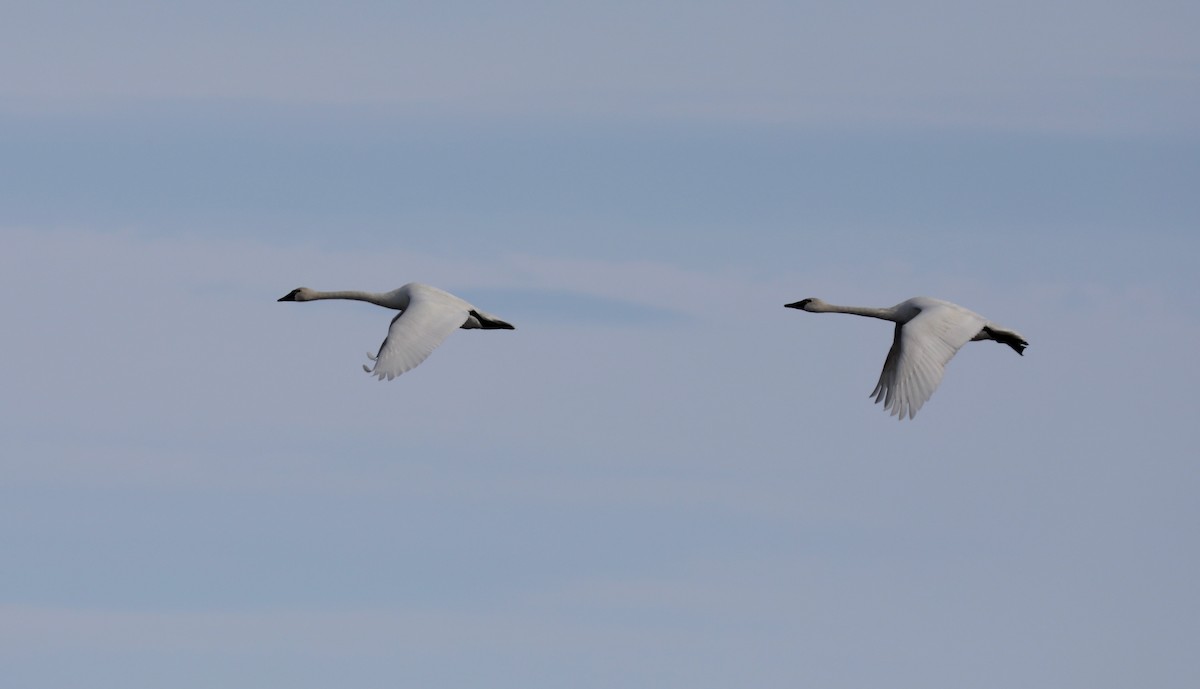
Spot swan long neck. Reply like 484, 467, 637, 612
812, 302, 897, 321
306, 290, 391, 307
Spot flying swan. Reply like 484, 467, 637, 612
785, 296, 1027, 419
278, 283, 515, 379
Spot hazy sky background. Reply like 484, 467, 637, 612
2, 2, 1198, 688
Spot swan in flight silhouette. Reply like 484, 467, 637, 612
785, 296, 1027, 419
278, 283, 515, 380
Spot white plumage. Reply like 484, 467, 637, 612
785, 296, 1027, 419
278, 283, 515, 379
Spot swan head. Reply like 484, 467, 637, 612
278, 287, 314, 302
784, 298, 825, 312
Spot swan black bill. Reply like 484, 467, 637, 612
278, 290, 301, 302
784, 299, 811, 309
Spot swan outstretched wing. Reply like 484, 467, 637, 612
364, 288, 470, 380
871, 302, 986, 419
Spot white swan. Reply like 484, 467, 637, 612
278, 283, 515, 380
785, 296, 1027, 419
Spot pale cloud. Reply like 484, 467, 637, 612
6, 226, 1196, 481
1, 2, 1196, 134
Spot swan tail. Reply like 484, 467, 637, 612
470, 309, 516, 330
981, 325, 1028, 356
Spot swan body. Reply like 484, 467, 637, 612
278, 283, 514, 380
785, 296, 1027, 419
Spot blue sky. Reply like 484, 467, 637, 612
2, 2, 1198, 688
